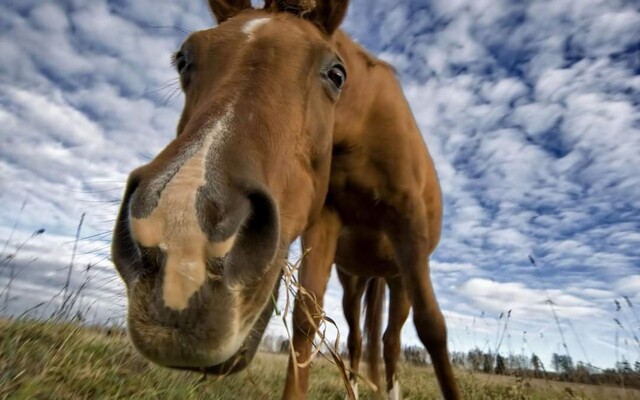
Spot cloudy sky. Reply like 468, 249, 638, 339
1, 0, 639, 371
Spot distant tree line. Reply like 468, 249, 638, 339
260, 336, 640, 389
453, 349, 640, 389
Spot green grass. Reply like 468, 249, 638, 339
1, 318, 638, 399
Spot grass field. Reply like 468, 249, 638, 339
1, 318, 639, 399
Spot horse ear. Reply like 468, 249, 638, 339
267, 0, 349, 35
310, 0, 349, 34
208, 0, 253, 24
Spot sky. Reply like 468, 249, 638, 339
1, 0, 639, 371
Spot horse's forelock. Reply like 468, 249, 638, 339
273, 0, 317, 15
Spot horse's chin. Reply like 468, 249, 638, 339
179, 275, 282, 376
203, 349, 254, 375
173, 345, 254, 375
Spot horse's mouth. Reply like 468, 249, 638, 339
171, 276, 282, 376
204, 350, 252, 375
171, 343, 253, 375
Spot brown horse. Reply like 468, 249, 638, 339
110, 0, 460, 399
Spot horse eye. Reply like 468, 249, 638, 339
327, 63, 346, 90
174, 51, 191, 76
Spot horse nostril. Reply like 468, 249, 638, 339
112, 171, 146, 281
222, 185, 280, 285
197, 186, 251, 243
124, 169, 143, 207
246, 189, 279, 240
139, 246, 165, 273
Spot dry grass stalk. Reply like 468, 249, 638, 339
278, 250, 378, 399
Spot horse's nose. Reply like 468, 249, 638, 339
123, 162, 242, 308
112, 159, 280, 310
127, 164, 250, 256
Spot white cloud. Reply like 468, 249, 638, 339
458, 278, 599, 319
431, 261, 477, 272
616, 275, 640, 296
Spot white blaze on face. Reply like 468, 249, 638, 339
388, 377, 401, 400
130, 106, 236, 311
242, 17, 270, 40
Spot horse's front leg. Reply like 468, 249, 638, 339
283, 209, 341, 400
337, 269, 367, 400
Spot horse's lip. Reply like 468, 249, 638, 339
171, 346, 251, 376
202, 354, 249, 375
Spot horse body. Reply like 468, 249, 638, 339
284, 29, 460, 400
111, 1, 460, 399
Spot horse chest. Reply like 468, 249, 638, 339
327, 167, 389, 229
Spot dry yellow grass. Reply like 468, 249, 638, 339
1, 318, 639, 399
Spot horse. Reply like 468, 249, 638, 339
110, 1, 461, 399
